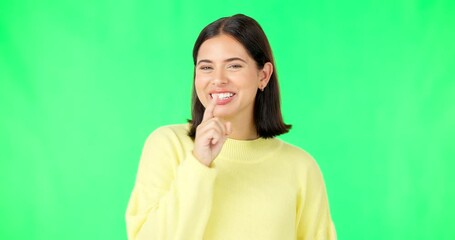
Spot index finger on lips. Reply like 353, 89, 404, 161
202, 96, 217, 122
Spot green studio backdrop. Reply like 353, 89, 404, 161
1, 0, 454, 239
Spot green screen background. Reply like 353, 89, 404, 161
1, 0, 454, 239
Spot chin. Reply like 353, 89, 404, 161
213, 109, 234, 119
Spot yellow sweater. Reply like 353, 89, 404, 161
126, 124, 336, 240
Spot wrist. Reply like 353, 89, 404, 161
192, 150, 211, 167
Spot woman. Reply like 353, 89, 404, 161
126, 14, 336, 239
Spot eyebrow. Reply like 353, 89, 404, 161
196, 57, 247, 65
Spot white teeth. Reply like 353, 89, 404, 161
212, 92, 234, 100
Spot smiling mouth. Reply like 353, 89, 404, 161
210, 92, 235, 100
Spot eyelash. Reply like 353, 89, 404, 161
199, 66, 213, 70
229, 64, 242, 69
198, 64, 242, 71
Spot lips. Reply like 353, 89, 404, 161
210, 92, 236, 105
210, 92, 235, 100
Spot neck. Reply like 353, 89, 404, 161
221, 117, 257, 140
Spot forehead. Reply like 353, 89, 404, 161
197, 34, 251, 61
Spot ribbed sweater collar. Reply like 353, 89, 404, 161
216, 137, 281, 163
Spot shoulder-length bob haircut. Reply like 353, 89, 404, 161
188, 14, 291, 139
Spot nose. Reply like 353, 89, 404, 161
212, 69, 228, 85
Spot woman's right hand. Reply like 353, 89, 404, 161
193, 97, 231, 167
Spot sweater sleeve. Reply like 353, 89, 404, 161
296, 158, 336, 240
125, 127, 217, 240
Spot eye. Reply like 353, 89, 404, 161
199, 66, 213, 71
228, 64, 243, 69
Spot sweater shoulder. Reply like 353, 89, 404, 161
275, 139, 320, 170
147, 124, 191, 141
143, 123, 193, 153
277, 139, 315, 161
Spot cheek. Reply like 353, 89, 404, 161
238, 72, 260, 91
194, 72, 209, 88
194, 75, 208, 106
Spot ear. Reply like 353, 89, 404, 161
258, 62, 273, 89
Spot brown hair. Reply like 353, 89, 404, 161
188, 14, 291, 139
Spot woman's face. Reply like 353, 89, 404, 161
195, 34, 271, 123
